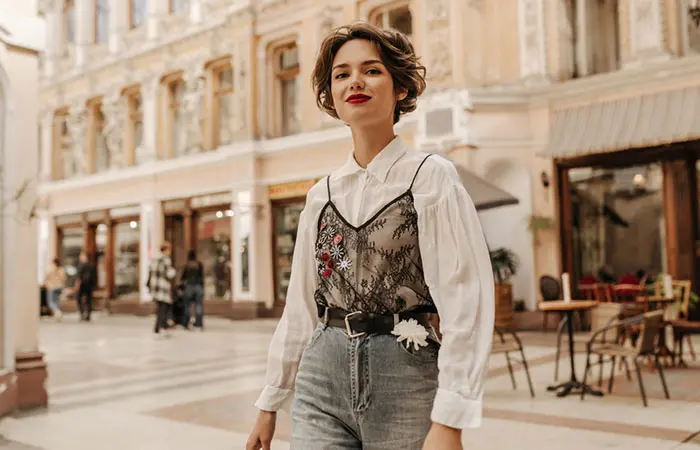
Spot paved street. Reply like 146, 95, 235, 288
0, 313, 699, 449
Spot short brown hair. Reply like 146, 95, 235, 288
312, 22, 427, 124
160, 242, 171, 252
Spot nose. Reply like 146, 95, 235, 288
349, 72, 364, 90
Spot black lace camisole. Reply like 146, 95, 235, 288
313, 154, 437, 316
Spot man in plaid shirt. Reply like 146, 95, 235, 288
147, 242, 177, 336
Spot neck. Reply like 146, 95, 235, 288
350, 123, 396, 168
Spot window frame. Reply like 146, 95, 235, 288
163, 73, 185, 159
273, 42, 300, 137
63, 0, 76, 47
169, 0, 189, 14
368, 0, 412, 38
208, 58, 234, 149
94, 0, 110, 44
129, 0, 148, 29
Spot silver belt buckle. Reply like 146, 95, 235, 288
344, 311, 366, 338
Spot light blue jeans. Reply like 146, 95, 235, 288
290, 323, 440, 449
47, 288, 62, 315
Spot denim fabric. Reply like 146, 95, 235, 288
290, 323, 439, 449
47, 288, 62, 314
184, 284, 204, 328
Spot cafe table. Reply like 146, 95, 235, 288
538, 300, 602, 397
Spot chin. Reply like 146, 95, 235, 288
340, 111, 383, 128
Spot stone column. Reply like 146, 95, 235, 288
190, 0, 204, 24
137, 75, 161, 164
517, 0, 549, 84
101, 92, 127, 169
626, 0, 670, 67
66, 102, 88, 175
147, 0, 170, 41
108, 0, 128, 54
422, 0, 454, 86
39, 110, 54, 182
75, 0, 95, 67
42, 3, 61, 78
574, 0, 590, 77
139, 199, 163, 302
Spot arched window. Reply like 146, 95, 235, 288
130, 0, 148, 29
95, 0, 110, 43
64, 0, 76, 46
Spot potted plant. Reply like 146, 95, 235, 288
490, 247, 519, 330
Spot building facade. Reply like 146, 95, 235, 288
1, 0, 46, 415
36, 0, 700, 319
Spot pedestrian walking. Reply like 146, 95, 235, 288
44, 258, 67, 321
147, 242, 177, 337
75, 252, 97, 322
181, 249, 205, 330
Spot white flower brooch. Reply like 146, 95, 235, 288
391, 319, 429, 351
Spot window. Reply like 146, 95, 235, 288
95, 0, 110, 43
89, 101, 110, 172
558, 0, 620, 79
272, 200, 305, 304
197, 209, 233, 300
684, 0, 700, 53
166, 78, 186, 157
130, 0, 148, 29
370, 1, 412, 38
275, 43, 300, 136
64, 0, 76, 46
170, 0, 189, 13
126, 89, 144, 165
59, 226, 84, 287
114, 220, 140, 299
211, 62, 234, 147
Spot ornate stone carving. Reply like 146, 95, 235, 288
518, 0, 547, 79
317, 4, 344, 43
629, 0, 665, 56
181, 67, 207, 153
101, 93, 127, 169
425, 0, 452, 83
65, 103, 88, 176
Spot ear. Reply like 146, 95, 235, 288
396, 88, 408, 102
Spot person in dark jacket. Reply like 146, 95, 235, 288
75, 251, 97, 321
181, 249, 205, 330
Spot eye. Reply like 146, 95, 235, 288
334, 72, 349, 80
367, 68, 382, 75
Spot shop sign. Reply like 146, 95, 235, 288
268, 179, 318, 200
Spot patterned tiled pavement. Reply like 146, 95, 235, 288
0, 313, 698, 449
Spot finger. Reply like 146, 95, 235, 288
245, 438, 261, 450
262, 439, 272, 450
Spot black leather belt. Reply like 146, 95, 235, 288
318, 305, 433, 338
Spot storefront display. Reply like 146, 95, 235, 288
114, 220, 140, 299
58, 226, 84, 287
272, 200, 305, 304
197, 209, 232, 300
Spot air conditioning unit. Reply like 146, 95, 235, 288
415, 88, 473, 153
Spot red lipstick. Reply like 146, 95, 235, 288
346, 94, 371, 104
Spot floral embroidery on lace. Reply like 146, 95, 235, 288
314, 192, 436, 315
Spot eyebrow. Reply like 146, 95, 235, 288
332, 59, 384, 71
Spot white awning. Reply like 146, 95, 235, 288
548, 86, 700, 158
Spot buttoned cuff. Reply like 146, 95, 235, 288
430, 388, 483, 429
254, 385, 294, 414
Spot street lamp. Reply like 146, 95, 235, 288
690, 0, 700, 27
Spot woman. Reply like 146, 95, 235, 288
181, 249, 205, 330
247, 23, 493, 450
44, 258, 67, 320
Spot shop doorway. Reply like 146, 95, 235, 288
164, 214, 187, 270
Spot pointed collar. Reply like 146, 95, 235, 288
333, 136, 407, 183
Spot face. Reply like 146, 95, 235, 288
79, 252, 87, 263
330, 39, 407, 127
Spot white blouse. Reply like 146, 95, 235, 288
255, 136, 494, 429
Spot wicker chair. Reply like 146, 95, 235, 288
670, 280, 698, 365
492, 326, 535, 398
540, 275, 561, 332
581, 310, 670, 407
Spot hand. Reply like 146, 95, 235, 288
422, 423, 462, 450
246, 410, 277, 450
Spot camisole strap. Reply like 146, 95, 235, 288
409, 154, 433, 191
326, 175, 332, 202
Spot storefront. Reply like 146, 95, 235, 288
163, 192, 233, 301
268, 179, 318, 306
551, 87, 700, 292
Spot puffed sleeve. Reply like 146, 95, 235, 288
254, 202, 320, 413
417, 175, 495, 429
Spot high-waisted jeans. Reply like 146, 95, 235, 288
290, 323, 440, 449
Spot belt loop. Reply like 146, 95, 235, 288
323, 307, 329, 325
393, 313, 399, 326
